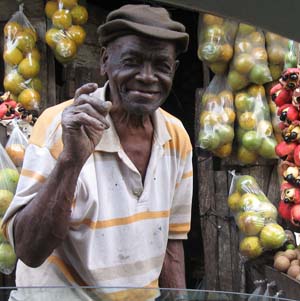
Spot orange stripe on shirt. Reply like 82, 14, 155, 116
70, 210, 170, 229
21, 168, 47, 183
169, 223, 190, 234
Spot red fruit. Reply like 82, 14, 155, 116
275, 141, 297, 160
290, 204, 300, 227
278, 104, 299, 123
294, 145, 300, 166
5, 100, 17, 108
0, 104, 8, 119
278, 200, 293, 220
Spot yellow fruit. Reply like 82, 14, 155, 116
248, 31, 265, 45
233, 53, 255, 74
199, 111, 221, 127
23, 27, 38, 42
5, 144, 25, 167
0, 190, 14, 215
247, 85, 265, 97
202, 93, 218, 106
52, 9, 72, 30
237, 146, 258, 165
18, 57, 40, 79
219, 44, 233, 62
3, 71, 25, 95
239, 24, 256, 36
0, 169, 19, 193
260, 223, 286, 250
234, 40, 252, 54
4, 21, 23, 38
239, 112, 257, 130
228, 191, 242, 211
45, 28, 64, 49
251, 47, 268, 61
3, 47, 23, 65
18, 88, 41, 110
223, 107, 236, 124
67, 25, 86, 46
268, 46, 285, 65
45, 1, 59, 19
28, 77, 43, 92
209, 62, 227, 74
257, 120, 273, 136
213, 143, 232, 158
55, 37, 77, 61
239, 236, 263, 259
202, 14, 223, 26
25, 48, 41, 61
0, 243, 17, 271
270, 64, 283, 80
61, 0, 78, 9
218, 90, 233, 106
235, 92, 255, 112
227, 70, 248, 91
15, 32, 36, 52
71, 5, 88, 25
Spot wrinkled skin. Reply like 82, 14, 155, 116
13, 34, 186, 289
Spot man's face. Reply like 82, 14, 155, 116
101, 35, 178, 116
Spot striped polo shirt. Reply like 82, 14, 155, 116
2, 83, 193, 301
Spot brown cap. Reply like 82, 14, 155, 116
97, 4, 189, 53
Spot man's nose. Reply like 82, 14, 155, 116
136, 63, 158, 83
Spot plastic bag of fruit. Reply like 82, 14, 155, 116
235, 84, 278, 165
265, 32, 289, 80
5, 121, 28, 169
228, 23, 272, 91
3, 4, 42, 112
227, 172, 287, 260
44, 0, 88, 64
0, 143, 18, 274
197, 75, 235, 158
284, 40, 298, 69
197, 13, 238, 75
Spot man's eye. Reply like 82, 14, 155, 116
158, 63, 172, 73
123, 58, 139, 66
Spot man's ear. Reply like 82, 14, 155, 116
100, 46, 108, 76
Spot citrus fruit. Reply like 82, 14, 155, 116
259, 202, 278, 220
234, 92, 254, 112
213, 143, 232, 158
268, 46, 285, 65
0, 168, 19, 193
233, 53, 255, 74
242, 130, 262, 151
203, 25, 224, 42
61, 0, 78, 9
227, 191, 241, 211
219, 44, 233, 62
238, 23, 256, 35
198, 42, 221, 62
18, 88, 41, 110
3, 70, 25, 96
248, 31, 265, 45
201, 93, 218, 107
257, 120, 273, 137
234, 40, 252, 54
28, 77, 43, 92
237, 211, 265, 235
238, 192, 261, 211
23, 27, 38, 42
198, 131, 221, 151
223, 107, 236, 124
239, 112, 257, 130
227, 70, 248, 91
236, 175, 257, 194
237, 146, 258, 165
3, 47, 23, 66
6, 144, 25, 167
25, 48, 41, 61
15, 31, 36, 52
71, 5, 88, 25
45, 28, 64, 49
239, 236, 263, 258
67, 25, 86, 46
214, 124, 234, 144
0, 218, 5, 243
247, 85, 265, 97
251, 47, 268, 62
209, 62, 227, 74
45, 1, 59, 19
202, 14, 223, 26
4, 21, 23, 38
258, 137, 277, 159
269, 64, 283, 80
0, 243, 17, 271
199, 111, 221, 127
55, 37, 77, 61
18, 57, 40, 79
285, 52, 297, 68
249, 64, 272, 85
260, 223, 286, 249
0, 190, 14, 215
218, 90, 233, 105
52, 9, 72, 30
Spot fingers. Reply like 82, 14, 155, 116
74, 83, 98, 100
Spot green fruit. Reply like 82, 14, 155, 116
228, 70, 248, 91
198, 42, 221, 63
284, 52, 297, 68
239, 23, 256, 35
286, 244, 296, 250
258, 202, 278, 221
235, 93, 255, 112
214, 124, 234, 144
198, 131, 220, 151
249, 64, 272, 85
0, 190, 14, 216
260, 223, 286, 250
239, 236, 263, 258
238, 192, 261, 211
242, 131, 262, 151
0, 169, 19, 193
258, 138, 277, 159
0, 243, 16, 271
237, 211, 265, 235
236, 175, 258, 194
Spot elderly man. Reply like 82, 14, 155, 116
3, 4, 193, 300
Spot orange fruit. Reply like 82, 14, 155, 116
71, 5, 88, 25
239, 112, 257, 130
234, 40, 252, 54
5, 144, 25, 167
4, 21, 23, 38
237, 146, 258, 165
235, 92, 255, 112
219, 44, 233, 62
61, 0, 78, 9
3, 47, 23, 65
45, 1, 59, 19
223, 107, 236, 124
15, 31, 36, 52
251, 47, 268, 61
55, 37, 77, 60
213, 143, 232, 158
201, 93, 218, 107
233, 53, 255, 74
202, 14, 223, 26
247, 85, 265, 97
199, 111, 221, 127
28, 77, 43, 92
52, 9, 72, 29
18, 88, 41, 110
3, 70, 25, 95
248, 31, 265, 45
227, 70, 248, 91
66, 25, 86, 46
23, 27, 38, 42
268, 46, 285, 65
209, 62, 227, 74
18, 57, 40, 79
218, 90, 234, 105
45, 28, 64, 49
25, 48, 41, 61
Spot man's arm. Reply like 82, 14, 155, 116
13, 83, 111, 267
159, 239, 186, 288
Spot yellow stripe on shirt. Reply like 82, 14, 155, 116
21, 168, 47, 183
70, 210, 170, 229
169, 223, 190, 234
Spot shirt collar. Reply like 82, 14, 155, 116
94, 82, 171, 152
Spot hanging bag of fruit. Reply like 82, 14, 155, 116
284, 40, 298, 69
235, 84, 278, 165
5, 121, 28, 170
197, 75, 235, 158
0, 143, 19, 274
197, 13, 238, 75
227, 172, 287, 260
228, 23, 272, 91
44, 0, 88, 64
3, 4, 42, 113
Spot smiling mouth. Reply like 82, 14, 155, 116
128, 89, 159, 98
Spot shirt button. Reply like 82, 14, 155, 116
133, 188, 143, 197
